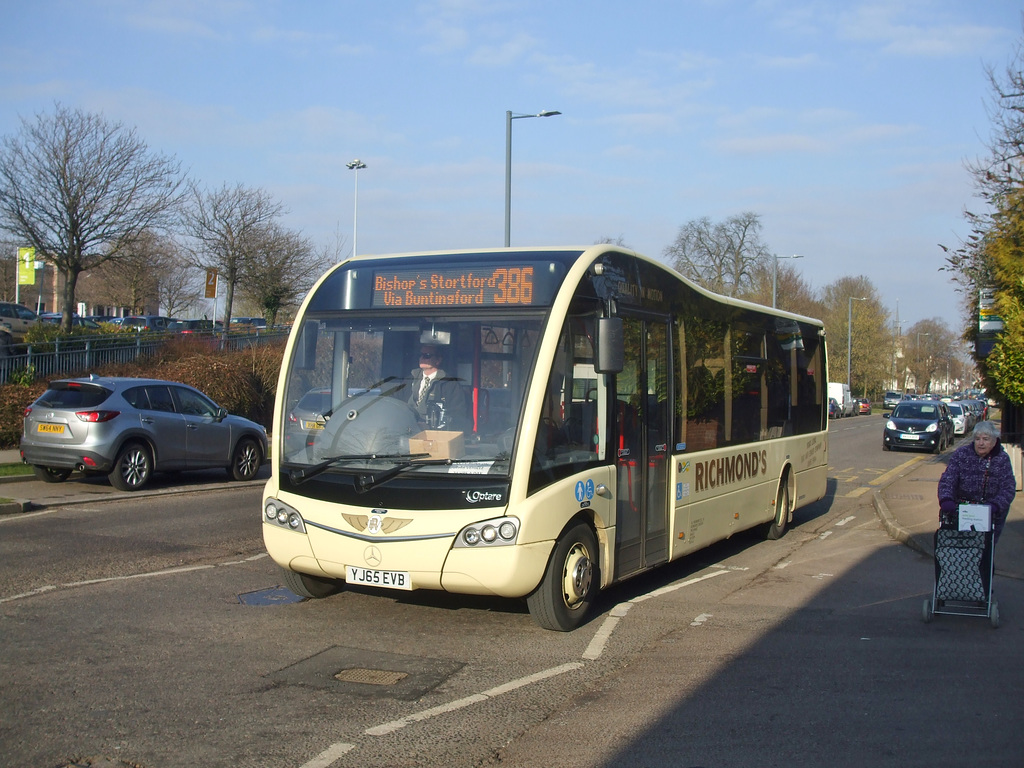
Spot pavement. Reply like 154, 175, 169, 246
0, 447, 270, 513
1, 443, 1021, 581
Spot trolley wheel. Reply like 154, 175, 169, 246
922, 598, 933, 623
282, 567, 342, 599
527, 521, 598, 632
990, 601, 1000, 629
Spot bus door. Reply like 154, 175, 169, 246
613, 314, 670, 579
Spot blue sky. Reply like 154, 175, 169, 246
2, 0, 1021, 329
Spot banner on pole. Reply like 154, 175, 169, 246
205, 268, 218, 299
17, 247, 35, 285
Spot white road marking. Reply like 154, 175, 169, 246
0, 552, 269, 604
835, 516, 857, 526
298, 743, 356, 768
364, 663, 584, 737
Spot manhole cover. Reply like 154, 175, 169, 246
237, 587, 304, 606
335, 668, 409, 686
269, 646, 464, 700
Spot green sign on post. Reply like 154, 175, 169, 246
17, 247, 36, 286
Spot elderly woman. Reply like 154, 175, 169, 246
937, 420, 1017, 543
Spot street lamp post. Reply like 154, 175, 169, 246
505, 109, 560, 247
772, 254, 803, 308
848, 296, 867, 389
346, 159, 366, 256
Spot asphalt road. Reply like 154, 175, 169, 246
1, 418, 1021, 768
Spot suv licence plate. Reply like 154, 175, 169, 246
37, 423, 65, 434
346, 565, 412, 591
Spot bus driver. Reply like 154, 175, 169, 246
409, 344, 470, 432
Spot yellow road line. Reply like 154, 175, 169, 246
868, 456, 926, 486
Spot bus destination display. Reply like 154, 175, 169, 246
372, 265, 535, 307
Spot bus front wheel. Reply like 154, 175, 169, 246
527, 522, 598, 632
282, 568, 343, 599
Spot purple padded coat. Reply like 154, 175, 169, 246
937, 438, 1016, 541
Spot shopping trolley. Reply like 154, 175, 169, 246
922, 503, 999, 628
921, 505, 999, 630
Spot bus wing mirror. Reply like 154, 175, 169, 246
595, 317, 624, 374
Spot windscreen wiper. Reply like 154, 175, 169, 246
287, 452, 428, 485
353, 458, 457, 493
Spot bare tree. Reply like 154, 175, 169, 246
663, 212, 771, 297
902, 318, 958, 394
238, 224, 327, 326
81, 230, 198, 316
0, 104, 184, 331
742, 258, 823, 318
183, 183, 285, 328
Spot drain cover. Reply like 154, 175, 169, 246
335, 667, 409, 686
237, 587, 304, 606
269, 646, 464, 700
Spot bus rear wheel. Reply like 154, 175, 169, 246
765, 480, 790, 540
527, 521, 598, 632
282, 568, 343, 599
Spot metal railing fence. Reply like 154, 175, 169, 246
0, 330, 288, 385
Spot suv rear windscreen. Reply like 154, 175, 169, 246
38, 384, 111, 409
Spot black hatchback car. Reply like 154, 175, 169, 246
882, 399, 954, 453
21, 376, 267, 491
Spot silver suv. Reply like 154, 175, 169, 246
21, 376, 267, 491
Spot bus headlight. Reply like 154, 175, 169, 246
264, 499, 307, 533
454, 516, 519, 548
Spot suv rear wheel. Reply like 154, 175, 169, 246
109, 441, 152, 491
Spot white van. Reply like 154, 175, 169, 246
828, 382, 854, 418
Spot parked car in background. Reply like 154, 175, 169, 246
178, 319, 216, 333
0, 302, 40, 350
828, 397, 840, 419
827, 382, 855, 418
882, 399, 954, 453
20, 376, 267, 491
857, 398, 872, 415
947, 402, 968, 436
40, 313, 102, 329
954, 400, 977, 433
967, 398, 989, 421
231, 317, 268, 330
883, 391, 901, 409
121, 315, 175, 331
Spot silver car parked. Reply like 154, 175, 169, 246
21, 376, 267, 491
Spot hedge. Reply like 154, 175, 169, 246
0, 336, 286, 449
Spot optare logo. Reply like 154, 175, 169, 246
465, 490, 503, 503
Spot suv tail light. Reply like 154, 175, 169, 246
76, 410, 120, 423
